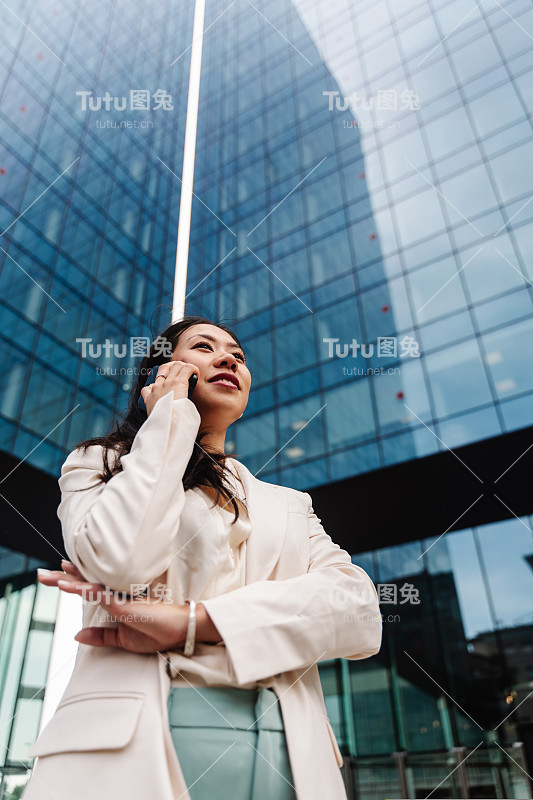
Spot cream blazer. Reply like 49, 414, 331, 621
23, 392, 382, 800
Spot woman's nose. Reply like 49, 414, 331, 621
216, 353, 237, 368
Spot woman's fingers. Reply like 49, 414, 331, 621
60, 559, 84, 579
73, 624, 161, 653
145, 360, 199, 414
37, 561, 87, 588
74, 627, 119, 647
40, 572, 170, 636
39, 571, 117, 607
48, 578, 187, 652
37, 569, 82, 588
55, 580, 140, 619
36, 569, 63, 586
56, 579, 111, 604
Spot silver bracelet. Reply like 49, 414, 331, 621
183, 599, 196, 657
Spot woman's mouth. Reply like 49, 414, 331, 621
208, 372, 240, 389
209, 379, 239, 389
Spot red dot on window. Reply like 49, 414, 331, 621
381, 304, 390, 313
20, 104, 27, 113
52, 8, 59, 14
37, 53, 44, 60
359, 172, 365, 179
396, 391, 404, 400
0, 167, 6, 176
369, 233, 377, 240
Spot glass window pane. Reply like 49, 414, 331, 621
425, 340, 493, 418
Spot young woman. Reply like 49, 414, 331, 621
24, 315, 382, 800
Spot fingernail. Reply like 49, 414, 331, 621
37, 568, 51, 575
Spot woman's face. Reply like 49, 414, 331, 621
171, 323, 251, 425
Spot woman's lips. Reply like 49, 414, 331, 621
209, 379, 239, 389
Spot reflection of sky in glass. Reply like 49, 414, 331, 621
1, 0, 532, 490
353, 514, 533, 642
283, 0, 533, 484
440, 516, 533, 639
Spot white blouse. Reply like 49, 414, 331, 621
168, 458, 255, 688
202, 458, 252, 596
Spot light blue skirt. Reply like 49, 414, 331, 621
167, 686, 297, 799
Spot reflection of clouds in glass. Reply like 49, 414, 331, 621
448, 517, 533, 639
447, 528, 494, 640
355, 517, 533, 642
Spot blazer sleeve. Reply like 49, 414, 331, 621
57, 393, 202, 593
200, 492, 382, 686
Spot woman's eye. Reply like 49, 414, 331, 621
194, 342, 245, 362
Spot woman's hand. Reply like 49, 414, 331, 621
141, 360, 199, 416
37, 560, 221, 651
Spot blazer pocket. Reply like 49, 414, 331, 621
324, 715, 344, 768
28, 691, 145, 758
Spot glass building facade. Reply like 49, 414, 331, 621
319, 513, 533, 798
187, 0, 533, 488
0, 0, 532, 797
0, 1, 196, 793
0, 551, 59, 798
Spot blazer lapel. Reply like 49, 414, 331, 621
229, 459, 289, 583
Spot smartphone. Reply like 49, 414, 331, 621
137, 368, 198, 411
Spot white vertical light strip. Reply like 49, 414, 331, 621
172, 0, 207, 322
38, 591, 81, 733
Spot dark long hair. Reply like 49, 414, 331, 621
75, 316, 247, 523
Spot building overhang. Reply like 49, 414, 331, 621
2, 424, 532, 563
